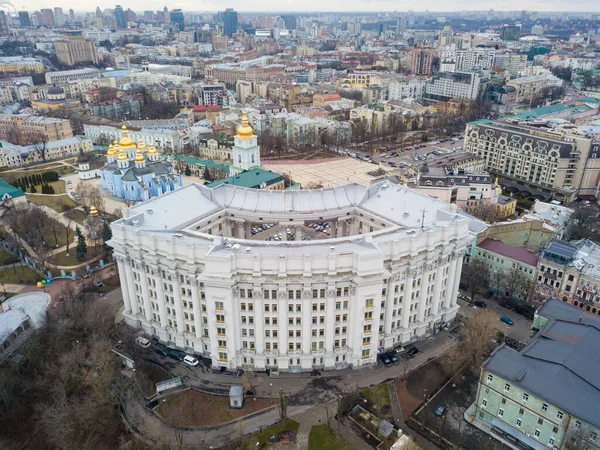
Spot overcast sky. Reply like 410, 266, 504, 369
13, 0, 600, 14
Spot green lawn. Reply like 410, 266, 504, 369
26, 193, 76, 212
42, 223, 70, 249
308, 424, 355, 450
0, 249, 19, 265
362, 384, 391, 408
28, 180, 67, 195
51, 246, 103, 266
0, 265, 41, 284
241, 419, 300, 450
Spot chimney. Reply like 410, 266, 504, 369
579, 315, 582, 323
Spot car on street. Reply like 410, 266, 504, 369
183, 355, 199, 366
154, 343, 169, 356
435, 404, 447, 416
386, 351, 399, 364
168, 348, 186, 361
500, 316, 514, 326
379, 353, 392, 367
136, 336, 151, 348
473, 300, 487, 309
406, 347, 420, 358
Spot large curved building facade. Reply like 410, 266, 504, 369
111, 182, 471, 372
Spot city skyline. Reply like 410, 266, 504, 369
10, 2, 600, 14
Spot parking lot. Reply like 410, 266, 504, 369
249, 222, 334, 241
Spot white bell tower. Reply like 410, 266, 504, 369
232, 111, 260, 171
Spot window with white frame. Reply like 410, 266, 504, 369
498, 408, 504, 417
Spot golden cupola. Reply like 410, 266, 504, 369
137, 140, 147, 152
135, 151, 145, 163
117, 150, 128, 161
147, 143, 158, 155
118, 124, 136, 150
107, 144, 116, 157
237, 111, 254, 139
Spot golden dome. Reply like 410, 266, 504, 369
117, 151, 128, 161
119, 125, 136, 149
237, 111, 254, 139
147, 143, 158, 155
137, 140, 147, 151
107, 144, 116, 156
135, 151, 145, 163
89, 206, 98, 217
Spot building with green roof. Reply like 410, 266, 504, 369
205, 168, 284, 190
0, 177, 26, 207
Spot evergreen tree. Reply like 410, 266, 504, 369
30, 185, 36, 193
185, 165, 191, 176
102, 220, 113, 253
75, 226, 87, 261
203, 167, 211, 181
49, 185, 55, 194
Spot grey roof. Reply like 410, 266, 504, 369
229, 385, 243, 396
485, 320, 600, 428
537, 299, 600, 326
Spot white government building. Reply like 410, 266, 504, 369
111, 180, 471, 372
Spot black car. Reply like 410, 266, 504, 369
379, 353, 392, 367
155, 343, 169, 356
406, 347, 420, 358
515, 307, 535, 320
473, 300, 487, 309
386, 351, 399, 364
168, 348, 186, 362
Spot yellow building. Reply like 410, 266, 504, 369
0, 57, 45, 74
30, 86, 80, 111
54, 31, 99, 67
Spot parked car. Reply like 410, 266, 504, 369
498, 300, 514, 310
406, 347, 420, 358
435, 404, 447, 416
136, 336, 151, 348
473, 300, 487, 309
386, 351, 399, 364
183, 355, 199, 366
168, 348, 186, 361
500, 316, 514, 326
154, 343, 169, 356
379, 353, 392, 367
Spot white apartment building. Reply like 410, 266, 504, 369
110, 182, 470, 372
0, 136, 92, 167
387, 77, 426, 102
440, 45, 496, 73
425, 71, 483, 101
506, 74, 564, 104
44, 68, 101, 85
494, 52, 528, 75
84, 123, 185, 153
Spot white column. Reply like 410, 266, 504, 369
152, 265, 167, 328
278, 293, 287, 358
172, 270, 185, 334
325, 288, 335, 352
418, 264, 432, 323
432, 260, 444, 316
124, 259, 139, 315
384, 277, 394, 336
450, 253, 464, 307
116, 258, 131, 313
295, 226, 302, 241
191, 279, 202, 339
302, 290, 311, 356
253, 290, 264, 354
139, 265, 152, 322
401, 272, 414, 329
444, 253, 458, 310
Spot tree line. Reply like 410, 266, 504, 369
30, 184, 56, 194
11, 171, 60, 190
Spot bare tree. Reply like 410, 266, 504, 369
278, 388, 288, 422
503, 267, 530, 301
88, 186, 105, 213
463, 202, 498, 223
462, 259, 491, 304
462, 309, 497, 368
75, 182, 92, 213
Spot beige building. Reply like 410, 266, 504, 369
54, 31, 99, 67
0, 57, 45, 74
505, 74, 563, 104
464, 120, 592, 203
0, 114, 73, 145
0, 136, 92, 167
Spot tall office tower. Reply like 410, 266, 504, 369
170, 9, 184, 30
411, 45, 435, 76
281, 14, 296, 30
53, 8, 65, 26
95, 6, 102, 18
54, 31, 99, 66
114, 5, 126, 29
0, 11, 8, 35
40, 9, 55, 27
439, 25, 453, 47
223, 8, 238, 38
69, 9, 75, 21
18, 11, 31, 27
163, 7, 169, 22
396, 17, 407, 34
144, 11, 153, 22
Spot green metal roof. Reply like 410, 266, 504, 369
578, 97, 600, 103
206, 169, 284, 189
468, 119, 493, 126
173, 155, 231, 172
0, 178, 25, 198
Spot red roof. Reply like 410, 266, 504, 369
477, 239, 539, 267
193, 105, 221, 112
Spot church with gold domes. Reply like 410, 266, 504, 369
100, 125, 183, 202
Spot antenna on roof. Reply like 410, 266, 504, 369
420, 208, 426, 230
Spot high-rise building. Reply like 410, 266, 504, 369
69, 9, 75, 21
54, 31, 99, 66
439, 25, 453, 47
114, 5, 126, 29
396, 17, 407, 34
170, 9, 184, 30
500, 24, 521, 41
143, 11, 153, 22
53, 8, 65, 26
281, 14, 296, 30
411, 45, 435, 76
18, 11, 31, 27
223, 8, 238, 38
40, 9, 55, 28
0, 11, 8, 35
